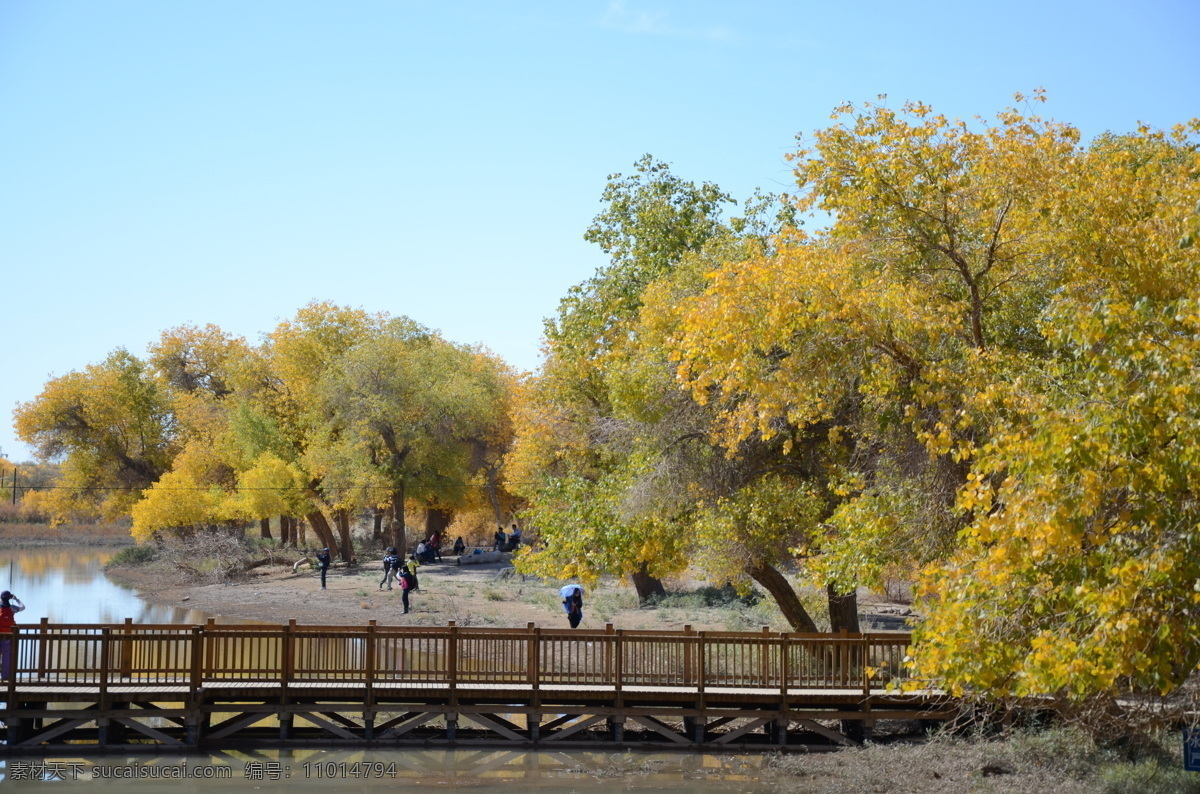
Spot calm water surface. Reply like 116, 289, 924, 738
0, 548, 211, 624
0, 749, 783, 791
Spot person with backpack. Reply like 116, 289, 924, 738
399, 566, 414, 614
379, 548, 400, 590
316, 548, 332, 590
405, 553, 420, 591
0, 590, 26, 677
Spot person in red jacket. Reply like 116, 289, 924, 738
0, 590, 26, 678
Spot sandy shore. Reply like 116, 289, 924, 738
106, 554, 915, 633
105, 557, 770, 630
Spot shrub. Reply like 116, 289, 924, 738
106, 544, 159, 566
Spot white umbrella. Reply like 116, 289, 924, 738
558, 584, 584, 598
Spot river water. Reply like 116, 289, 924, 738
0, 548, 792, 792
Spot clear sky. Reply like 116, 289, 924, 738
2, 0, 1197, 462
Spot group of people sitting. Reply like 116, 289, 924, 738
493, 524, 522, 552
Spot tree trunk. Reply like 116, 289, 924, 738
390, 485, 406, 555
630, 562, 666, 602
279, 516, 290, 546
424, 506, 453, 540
259, 517, 272, 540
373, 508, 385, 543
297, 517, 306, 546
333, 508, 354, 563
746, 561, 819, 633
486, 465, 503, 526
826, 583, 860, 633
305, 510, 339, 554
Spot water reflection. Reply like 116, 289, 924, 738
0, 549, 212, 625
0, 748, 783, 791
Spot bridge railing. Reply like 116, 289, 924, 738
3, 620, 915, 695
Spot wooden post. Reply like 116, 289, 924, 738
761, 626, 771, 687
614, 627, 624, 710
447, 619, 461, 739
839, 628, 850, 687
364, 621, 377, 741
119, 617, 133, 678
189, 626, 202, 694
6, 626, 18, 704
98, 627, 111, 699
204, 618, 216, 678
447, 621, 458, 707
683, 625, 694, 686
96, 627, 111, 744
861, 634, 870, 697
36, 617, 48, 680
365, 621, 377, 681
780, 632, 790, 702
283, 620, 296, 688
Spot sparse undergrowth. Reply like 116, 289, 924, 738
764, 727, 1200, 794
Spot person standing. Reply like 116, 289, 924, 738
405, 554, 420, 591
379, 548, 399, 590
0, 590, 26, 678
399, 566, 414, 614
316, 548, 332, 590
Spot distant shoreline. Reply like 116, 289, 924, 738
0, 523, 133, 549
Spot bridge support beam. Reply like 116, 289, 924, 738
279, 712, 293, 741
774, 715, 789, 746
607, 716, 625, 743
684, 716, 703, 744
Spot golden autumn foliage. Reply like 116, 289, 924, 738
18, 302, 517, 558
665, 93, 1200, 700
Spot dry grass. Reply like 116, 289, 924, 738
763, 728, 1200, 794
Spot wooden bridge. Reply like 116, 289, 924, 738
1, 620, 951, 753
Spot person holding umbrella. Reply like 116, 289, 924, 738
560, 585, 583, 628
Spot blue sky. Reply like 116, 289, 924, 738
2, 0, 1197, 461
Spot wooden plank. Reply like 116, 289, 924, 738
542, 715, 606, 742
375, 712, 438, 739
458, 713, 527, 742
16, 717, 89, 746
711, 717, 771, 745
115, 718, 185, 746
294, 712, 360, 740
206, 712, 274, 741
792, 718, 858, 747
628, 715, 692, 745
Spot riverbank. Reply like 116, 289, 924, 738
0, 521, 133, 548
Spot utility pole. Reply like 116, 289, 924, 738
11, 466, 16, 506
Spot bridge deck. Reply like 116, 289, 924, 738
2, 621, 949, 752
